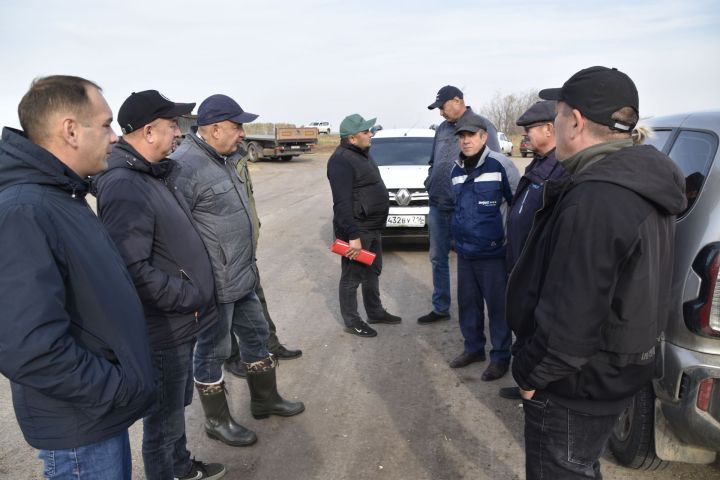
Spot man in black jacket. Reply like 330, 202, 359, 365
499, 100, 567, 400
327, 113, 401, 337
507, 66, 687, 479
0, 76, 155, 479
94, 91, 224, 480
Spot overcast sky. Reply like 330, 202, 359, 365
1, 0, 719, 132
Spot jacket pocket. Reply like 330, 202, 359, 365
209, 179, 242, 215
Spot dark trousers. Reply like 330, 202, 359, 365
229, 270, 281, 360
457, 256, 511, 363
523, 396, 619, 479
339, 230, 385, 327
142, 340, 194, 480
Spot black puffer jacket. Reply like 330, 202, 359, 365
327, 142, 389, 240
94, 140, 218, 350
0, 128, 154, 450
508, 144, 686, 415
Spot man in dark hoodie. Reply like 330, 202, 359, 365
94, 91, 224, 480
507, 66, 686, 479
326, 113, 401, 337
0, 76, 155, 479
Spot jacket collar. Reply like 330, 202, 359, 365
111, 139, 174, 179
0, 127, 89, 198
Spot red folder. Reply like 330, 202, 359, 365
330, 239, 376, 266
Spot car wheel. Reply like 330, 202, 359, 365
521, 152, 528, 158
608, 384, 668, 470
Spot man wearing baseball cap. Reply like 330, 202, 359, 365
171, 94, 304, 448
448, 112, 516, 380
94, 90, 225, 479
420, 85, 501, 327
326, 114, 401, 337
507, 67, 686, 478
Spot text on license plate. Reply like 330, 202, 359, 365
386, 215, 425, 227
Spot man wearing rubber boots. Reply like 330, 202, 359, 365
171, 94, 304, 448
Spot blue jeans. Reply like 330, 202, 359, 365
523, 396, 618, 479
194, 292, 270, 383
38, 431, 131, 479
428, 206, 452, 315
457, 256, 511, 363
142, 340, 194, 480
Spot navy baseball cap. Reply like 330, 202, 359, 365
428, 85, 463, 110
197, 94, 259, 126
118, 90, 195, 134
516, 100, 557, 126
539, 66, 638, 131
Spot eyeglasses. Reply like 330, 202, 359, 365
523, 123, 549, 133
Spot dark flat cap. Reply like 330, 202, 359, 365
454, 112, 487, 135
516, 100, 557, 126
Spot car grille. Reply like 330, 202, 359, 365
388, 188, 429, 207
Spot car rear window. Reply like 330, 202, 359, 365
371, 137, 434, 166
657, 129, 718, 214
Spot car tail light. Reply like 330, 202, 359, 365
684, 243, 720, 337
697, 378, 715, 411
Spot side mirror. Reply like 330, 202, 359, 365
429, 124, 437, 130
370, 125, 383, 134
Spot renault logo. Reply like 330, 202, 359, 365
396, 189, 411, 206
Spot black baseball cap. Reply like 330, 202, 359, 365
454, 112, 487, 135
197, 94, 259, 126
539, 66, 638, 131
516, 100, 557, 126
118, 90, 195, 134
428, 85, 463, 110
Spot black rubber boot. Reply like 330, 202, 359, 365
195, 381, 257, 447
246, 358, 305, 420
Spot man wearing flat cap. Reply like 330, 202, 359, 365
420, 85, 501, 326
327, 114, 401, 338
171, 94, 304, 449
498, 100, 567, 401
507, 67, 686, 479
94, 90, 225, 480
448, 113, 517, 382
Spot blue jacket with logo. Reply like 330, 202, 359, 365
425, 108, 500, 211
451, 147, 515, 259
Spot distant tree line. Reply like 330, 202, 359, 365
480, 90, 540, 135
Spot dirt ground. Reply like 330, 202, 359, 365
1, 152, 718, 480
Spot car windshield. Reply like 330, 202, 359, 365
371, 137, 434, 166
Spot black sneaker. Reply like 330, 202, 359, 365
417, 311, 450, 324
367, 311, 402, 324
270, 344, 303, 359
176, 458, 226, 480
498, 386, 522, 400
344, 321, 377, 337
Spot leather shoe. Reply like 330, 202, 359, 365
498, 386, 522, 399
344, 321, 377, 338
224, 356, 247, 378
417, 311, 450, 324
482, 362, 509, 381
367, 311, 402, 324
449, 351, 486, 368
270, 344, 302, 359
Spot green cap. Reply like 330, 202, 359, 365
339, 114, 376, 137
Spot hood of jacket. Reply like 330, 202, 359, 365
566, 143, 687, 216
0, 127, 89, 198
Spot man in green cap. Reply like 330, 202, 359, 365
326, 114, 401, 337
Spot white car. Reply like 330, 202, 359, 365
370, 128, 434, 239
307, 121, 331, 134
497, 132, 513, 156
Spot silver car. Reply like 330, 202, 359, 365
370, 128, 435, 240
609, 111, 720, 468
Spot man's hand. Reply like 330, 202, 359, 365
346, 238, 362, 261
520, 389, 536, 400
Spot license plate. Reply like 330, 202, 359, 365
290, 145, 301, 149
386, 215, 425, 227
